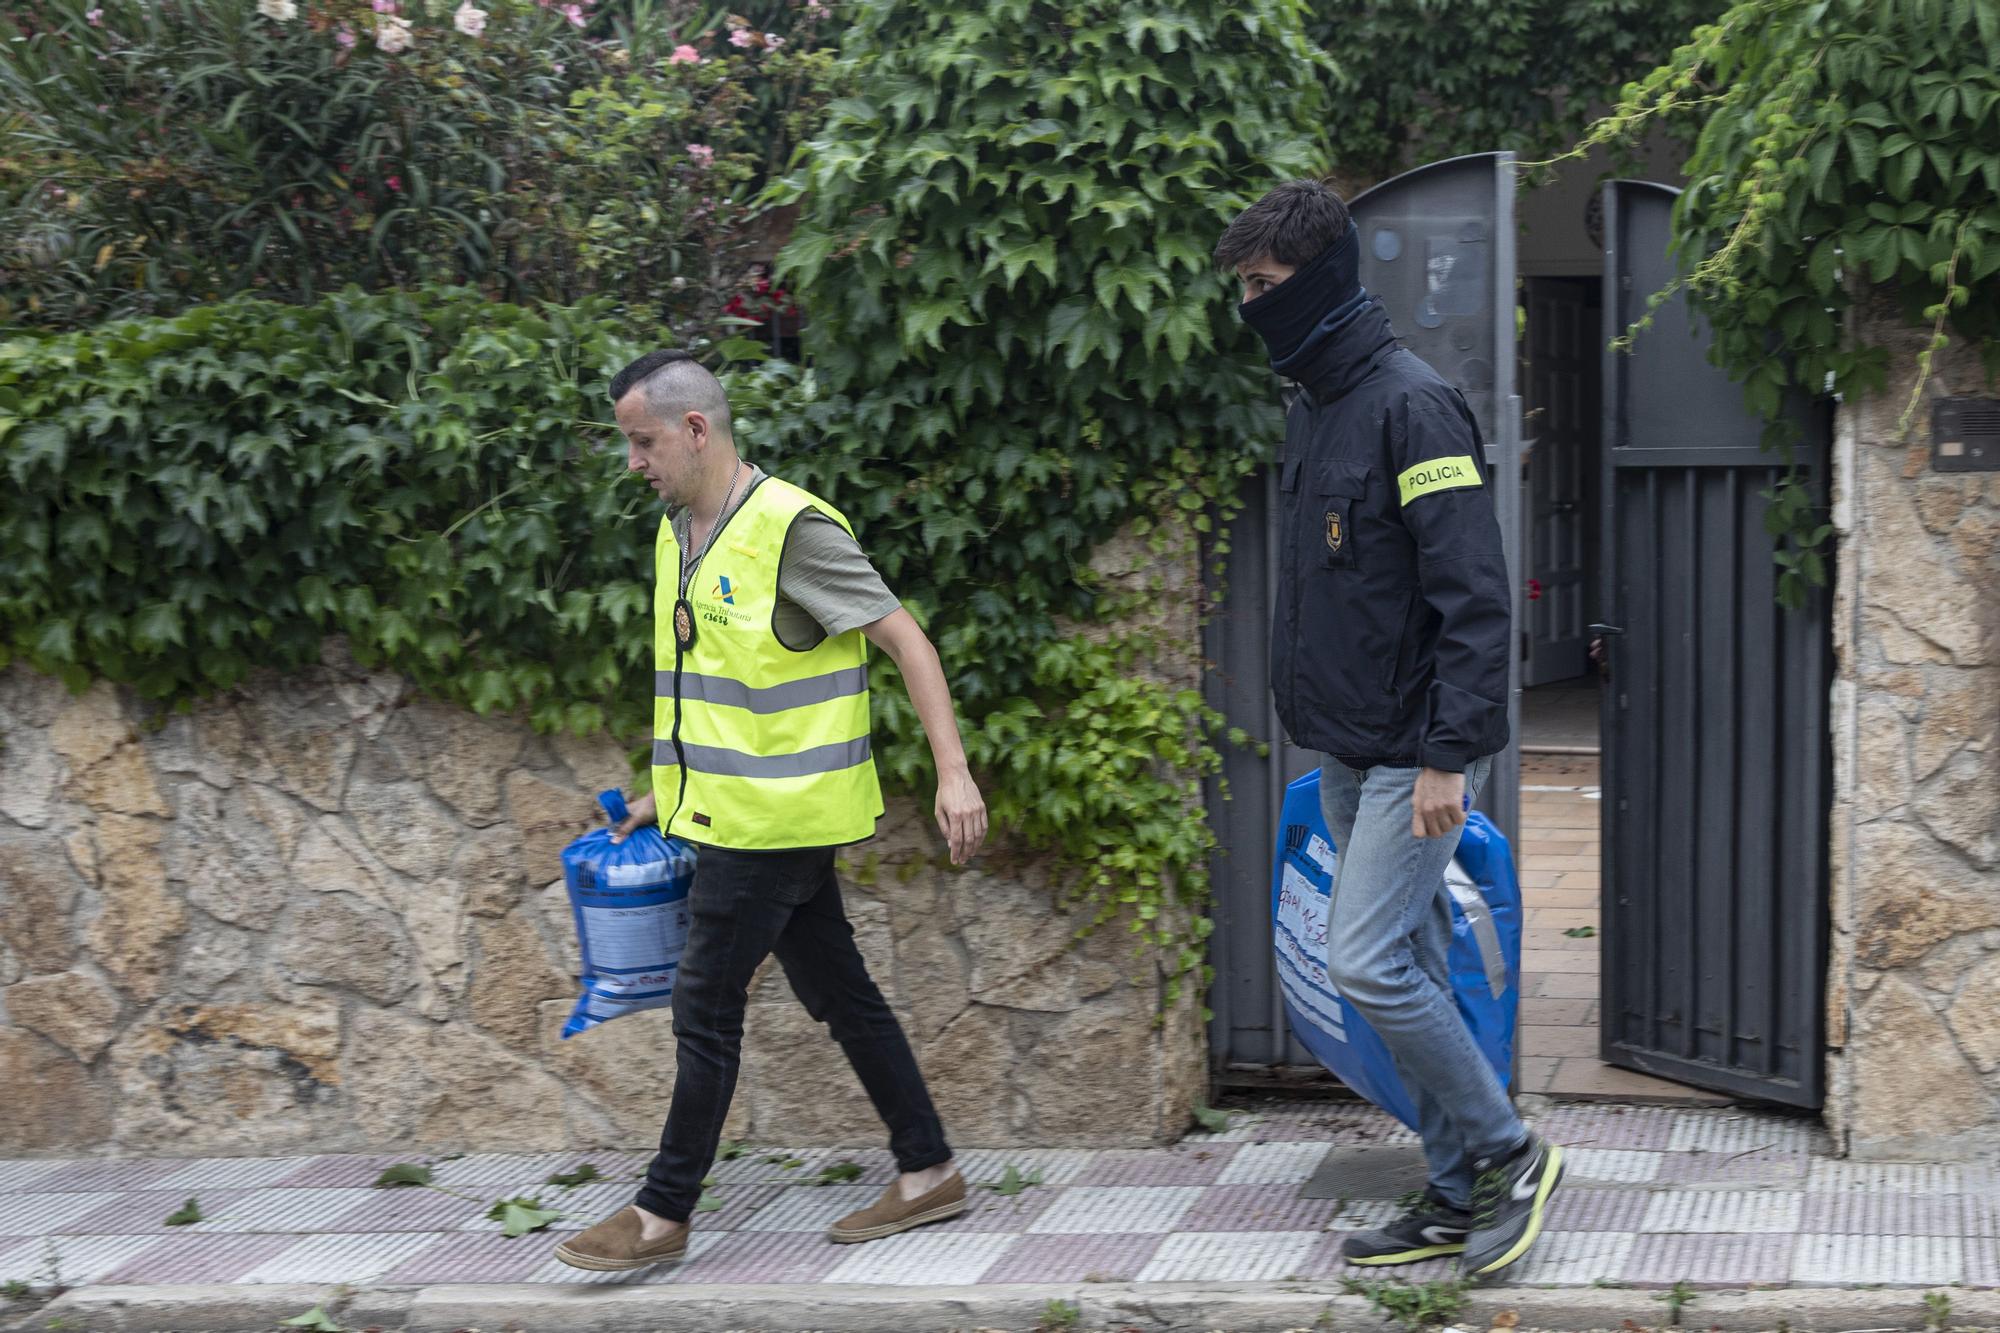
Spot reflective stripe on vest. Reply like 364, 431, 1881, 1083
656, 665, 870, 715
652, 475, 884, 850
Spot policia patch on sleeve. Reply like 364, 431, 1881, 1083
1397, 455, 1483, 506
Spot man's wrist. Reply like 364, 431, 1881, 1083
1418, 749, 1469, 775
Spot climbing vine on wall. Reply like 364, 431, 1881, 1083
1563, 0, 2000, 606
761, 0, 1333, 995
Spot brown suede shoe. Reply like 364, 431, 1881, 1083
553, 1206, 689, 1272
827, 1172, 968, 1243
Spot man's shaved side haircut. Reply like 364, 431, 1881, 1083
609, 349, 733, 436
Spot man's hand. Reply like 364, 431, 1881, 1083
608, 788, 658, 844
1411, 767, 1467, 840
863, 608, 986, 868
935, 766, 988, 866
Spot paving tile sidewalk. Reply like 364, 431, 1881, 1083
4, 1102, 1996, 1299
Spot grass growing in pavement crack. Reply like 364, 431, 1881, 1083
1340, 1276, 1469, 1330
1657, 1277, 1698, 1326
1036, 1298, 1080, 1330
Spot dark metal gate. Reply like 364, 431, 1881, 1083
1597, 180, 1830, 1107
1206, 154, 1523, 1071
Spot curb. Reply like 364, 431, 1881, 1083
25, 1281, 2000, 1332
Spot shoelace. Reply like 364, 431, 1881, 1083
1470, 1163, 1510, 1228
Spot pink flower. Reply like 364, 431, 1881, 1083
764, 31, 784, 47
806, 0, 828, 15
375, 13, 413, 51
335, 24, 357, 47
85, 7, 103, 23
385, 175, 404, 192
687, 143, 715, 167
371, 0, 396, 12
668, 42, 701, 63
452, 2, 487, 35
728, 26, 755, 46
561, 2, 585, 25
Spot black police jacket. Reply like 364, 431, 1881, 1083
1269, 298, 1511, 773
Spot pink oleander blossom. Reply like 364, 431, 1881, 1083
85, 7, 103, 23
687, 143, 715, 167
375, 14, 413, 51
669, 42, 701, 63
728, 26, 755, 46
560, 3, 585, 26
335, 24, 357, 47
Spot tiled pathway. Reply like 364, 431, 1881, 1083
4, 1102, 1994, 1294
1515, 753, 1722, 1104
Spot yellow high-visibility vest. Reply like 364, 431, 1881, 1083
651, 474, 884, 850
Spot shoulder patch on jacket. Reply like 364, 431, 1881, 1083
1397, 455, 1483, 506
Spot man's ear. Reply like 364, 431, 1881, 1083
684, 410, 709, 448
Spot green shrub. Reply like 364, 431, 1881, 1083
0, 285, 789, 734
0, 0, 834, 329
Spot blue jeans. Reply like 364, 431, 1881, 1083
1319, 756, 1524, 1209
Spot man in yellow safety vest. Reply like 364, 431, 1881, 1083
557, 350, 988, 1273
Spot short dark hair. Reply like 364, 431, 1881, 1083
609, 349, 734, 435
1214, 179, 1351, 271
609, 348, 697, 405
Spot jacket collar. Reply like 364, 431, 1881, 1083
1239, 220, 1401, 403
1273, 297, 1400, 404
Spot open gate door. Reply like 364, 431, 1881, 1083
1205, 153, 1521, 1074
1349, 152, 1524, 845
1598, 181, 1830, 1107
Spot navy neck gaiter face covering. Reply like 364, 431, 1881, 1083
1238, 220, 1369, 375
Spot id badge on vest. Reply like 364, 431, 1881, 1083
673, 596, 698, 653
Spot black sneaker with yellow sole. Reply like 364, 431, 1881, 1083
1341, 1189, 1472, 1267
1462, 1134, 1566, 1280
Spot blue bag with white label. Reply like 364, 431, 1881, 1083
559, 790, 699, 1039
1271, 767, 1521, 1130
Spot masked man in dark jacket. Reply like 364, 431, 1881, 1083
1219, 180, 1564, 1281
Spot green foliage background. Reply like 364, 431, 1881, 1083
1574, 0, 2000, 603
0, 0, 835, 331
1307, 0, 1724, 185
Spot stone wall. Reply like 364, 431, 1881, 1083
1825, 297, 2000, 1159
0, 535, 1207, 1157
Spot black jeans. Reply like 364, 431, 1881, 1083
635, 845, 951, 1222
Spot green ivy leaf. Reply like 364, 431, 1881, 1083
373, 1164, 434, 1189
487, 1196, 563, 1238
163, 1197, 203, 1227
979, 1164, 1045, 1197
1191, 1104, 1233, 1133
812, 1161, 864, 1186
